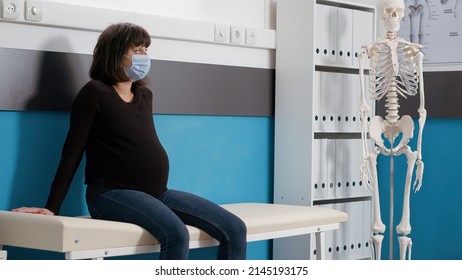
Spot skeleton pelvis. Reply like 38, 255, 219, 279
369, 115, 414, 153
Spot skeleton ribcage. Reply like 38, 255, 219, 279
368, 41, 420, 101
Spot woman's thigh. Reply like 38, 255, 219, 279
158, 189, 247, 241
87, 189, 189, 244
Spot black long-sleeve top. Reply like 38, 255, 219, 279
45, 80, 169, 214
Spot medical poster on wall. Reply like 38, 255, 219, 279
398, 0, 462, 65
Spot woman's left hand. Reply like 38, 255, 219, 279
11, 207, 55, 215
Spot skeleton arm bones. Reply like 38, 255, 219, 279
413, 51, 426, 192
358, 48, 372, 189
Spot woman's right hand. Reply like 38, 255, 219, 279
11, 207, 55, 215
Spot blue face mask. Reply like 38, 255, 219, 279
123, 54, 151, 81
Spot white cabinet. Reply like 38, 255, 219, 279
273, 0, 376, 260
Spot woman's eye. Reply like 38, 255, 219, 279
133, 48, 147, 55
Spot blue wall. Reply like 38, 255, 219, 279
1, 111, 461, 260
378, 118, 462, 260
0, 111, 274, 260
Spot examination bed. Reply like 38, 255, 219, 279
0, 203, 347, 260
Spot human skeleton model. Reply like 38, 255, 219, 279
358, 0, 427, 260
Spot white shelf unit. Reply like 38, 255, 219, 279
273, 0, 376, 260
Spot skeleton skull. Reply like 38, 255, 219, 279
378, 0, 405, 32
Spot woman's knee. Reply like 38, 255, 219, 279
154, 219, 190, 246
171, 224, 190, 245
219, 214, 247, 260
223, 213, 247, 241
157, 224, 190, 260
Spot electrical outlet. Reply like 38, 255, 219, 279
214, 24, 228, 42
1, 0, 20, 20
25, 0, 42, 22
245, 28, 257, 45
230, 26, 243, 44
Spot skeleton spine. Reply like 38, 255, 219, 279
385, 78, 400, 124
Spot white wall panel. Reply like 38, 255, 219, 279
0, 0, 276, 68
52, 0, 266, 28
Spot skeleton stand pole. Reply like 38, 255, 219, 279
389, 126, 394, 260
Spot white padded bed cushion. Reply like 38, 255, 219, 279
0, 203, 347, 253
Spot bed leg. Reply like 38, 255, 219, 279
315, 231, 326, 260
0, 245, 7, 260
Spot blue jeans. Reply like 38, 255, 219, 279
87, 188, 247, 260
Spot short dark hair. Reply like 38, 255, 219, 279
90, 23, 151, 87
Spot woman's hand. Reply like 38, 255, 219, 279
11, 207, 54, 215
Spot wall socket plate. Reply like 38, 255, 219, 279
245, 28, 257, 45
1, 0, 20, 20
25, 0, 42, 22
214, 24, 228, 42
230, 26, 243, 44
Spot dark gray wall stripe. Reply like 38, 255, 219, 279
4, 47, 458, 118
376, 71, 462, 118
152, 60, 274, 116
0, 48, 275, 117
